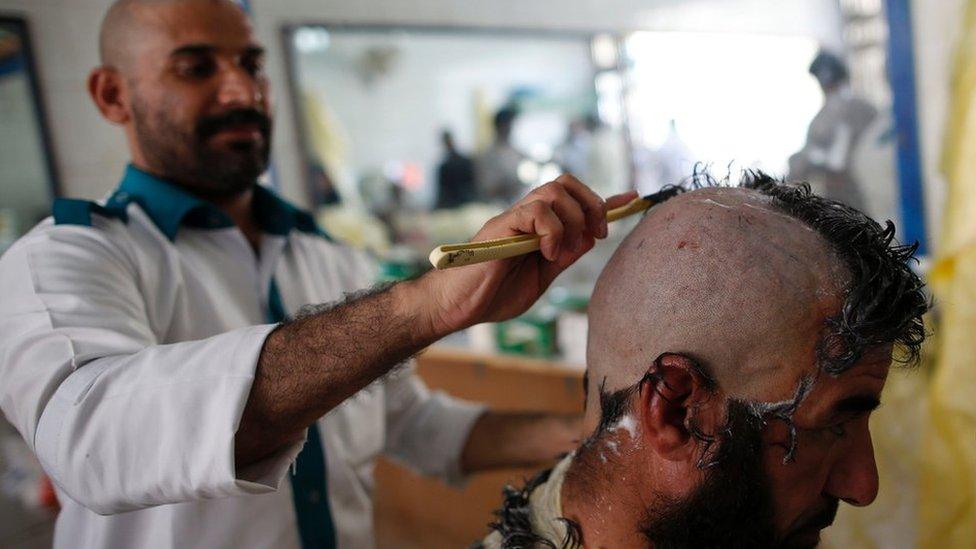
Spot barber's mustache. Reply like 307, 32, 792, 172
196, 109, 272, 139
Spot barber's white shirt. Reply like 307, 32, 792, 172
0, 166, 485, 548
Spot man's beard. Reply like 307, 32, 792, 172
131, 96, 271, 198
639, 401, 838, 548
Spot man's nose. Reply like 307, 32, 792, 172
823, 427, 880, 507
216, 66, 262, 109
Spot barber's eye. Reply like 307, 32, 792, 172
241, 56, 265, 77
177, 58, 216, 79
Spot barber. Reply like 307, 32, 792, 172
0, 1, 635, 548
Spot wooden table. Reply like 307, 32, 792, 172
373, 346, 584, 548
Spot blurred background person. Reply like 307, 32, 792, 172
476, 106, 527, 204
633, 119, 693, 195
789, 50, 878, 211
556, 114, 628, 199
554, 117, 592, 179
307, 161, 341, 206
435, 130, 476, 209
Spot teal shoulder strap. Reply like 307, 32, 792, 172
52, 195, 130, 227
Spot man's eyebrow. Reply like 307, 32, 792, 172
832, 394, 882, 417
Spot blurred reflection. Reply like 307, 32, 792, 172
288, 26, 618, 260
624, 31, 822, 189
476, 106, 527, 204
556, 114, 628, 199
435, 130, 476, 209
789, 50, 879, 211
634, 119, 693, 197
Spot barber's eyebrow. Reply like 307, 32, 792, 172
831, 394, 881, 418
242, 45, 265, 57
170, 44, 215, 57
169, 44, 265, 57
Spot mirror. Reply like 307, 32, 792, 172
0, 16, 58, 254
285, 20, 919, 264
284, 25, 632, 260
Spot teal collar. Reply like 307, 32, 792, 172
114, 164, 327, 241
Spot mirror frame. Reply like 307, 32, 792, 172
0, 14, 61, 201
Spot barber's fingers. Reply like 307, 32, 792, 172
536, 183, 588, 254
508, 199, 565, 261
605, 190, 639, 210
550, 174, 609, 239
476, 180, 637, 263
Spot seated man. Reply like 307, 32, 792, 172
480, 173, 928, 548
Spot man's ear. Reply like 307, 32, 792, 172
639, 353, 722, 462
88, 67, 130, 125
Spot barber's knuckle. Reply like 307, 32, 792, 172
564, 202, 584, 223
546, 179, 563, 192
548, 220, 565, 239
525, 199, 548, 214
549, 185, 574, 204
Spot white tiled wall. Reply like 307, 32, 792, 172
7, 0, 954, 223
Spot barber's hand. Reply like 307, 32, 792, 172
414, 175, 637, 336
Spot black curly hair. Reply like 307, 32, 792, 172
737, 171, 929, 372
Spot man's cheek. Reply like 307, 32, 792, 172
762, 434, 835, 538
761, 418, 797, 463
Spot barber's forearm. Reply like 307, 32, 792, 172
236, 176, 624, 468
460, 412, 583, 475
235, 278, 446, 467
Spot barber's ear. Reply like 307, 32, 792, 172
88, 67, 130, 125
639, 353, 720, 462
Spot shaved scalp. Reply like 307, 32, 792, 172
588, 186, 843, 412
585, 173, 927, 422
98, 0, 245, 68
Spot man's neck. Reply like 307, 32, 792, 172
561, 450, 650, 548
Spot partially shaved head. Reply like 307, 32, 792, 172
584, 174, 927, 430
587, 186, 847, 418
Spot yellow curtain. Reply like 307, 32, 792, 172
827, 4, 976, 546
917, 2, 976, 545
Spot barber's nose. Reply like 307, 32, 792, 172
823, 427, 880, 507
217, 67, 261, 109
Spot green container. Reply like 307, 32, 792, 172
494, 304, 558, 358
